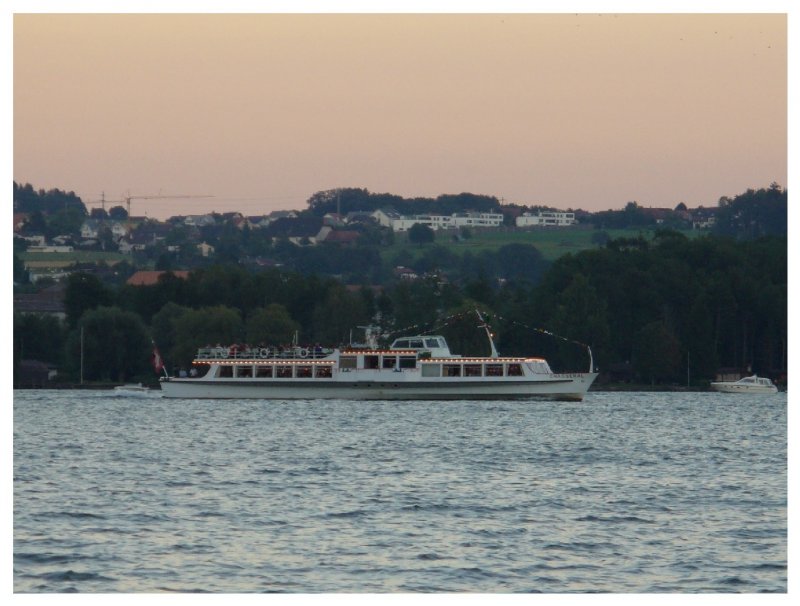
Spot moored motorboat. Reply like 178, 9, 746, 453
710, 375, 778, 394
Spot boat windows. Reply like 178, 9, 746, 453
528, 361, 550, 374
315, 366, 332, 378
256, 366, 273, 378
507, 364, 523, 376
443, 364, 462, 377
421, 364, 441, 377
235, 366, 253, 378
485, 364, 503, 377
393, 339, 410, 349
276, 366, 293, 378
339, 356, 357, 370
464, 364, 482, 377
296, 365, 312, 378
217, 365, 233, 378
364, 355, 380, 370
409, 339, 425, 349
399, 356, 416, 369
383, 356, 398, 369
425, 338, 440, 349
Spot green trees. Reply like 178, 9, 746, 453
311, 286, 371, 345
632, 321, 681, 385
532, 233, 786, 383
408, 223, 435, 244
13, 182, 88, 239
13, 182, 87, 216
65, 306, 151, 382
14, 313, 66, 367
171, 306, 243, 367
246, 304, 300, 345
714, 184, 787, 238
64, 273, 113, 326
305, 188, 499, 217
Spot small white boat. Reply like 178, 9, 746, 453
113, 383, 156, 397
710, 375, 778, 394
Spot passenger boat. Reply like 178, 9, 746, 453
159, 315, 598, 401
710, 375, 778, 394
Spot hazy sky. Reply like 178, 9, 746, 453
13, 11, 787, 219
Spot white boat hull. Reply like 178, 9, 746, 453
710, 383, 778, 394
159, 373, 598, 401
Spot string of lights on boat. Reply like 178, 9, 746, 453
381, 309, 592, 351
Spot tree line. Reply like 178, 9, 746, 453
305, 188, 500, 217
13, 231, 786, 387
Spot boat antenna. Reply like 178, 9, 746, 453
475, 309, 499, 358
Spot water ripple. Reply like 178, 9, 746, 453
13, 390, 787, 593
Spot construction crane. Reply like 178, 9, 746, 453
84, 192, 122, 217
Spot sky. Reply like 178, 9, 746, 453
11, 6, 789, 220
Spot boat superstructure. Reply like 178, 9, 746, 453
159, 324, 598, 401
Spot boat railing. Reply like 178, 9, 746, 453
196, 346, 333, 360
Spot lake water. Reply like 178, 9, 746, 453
13, 390, 787, 593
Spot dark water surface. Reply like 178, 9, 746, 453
14, 390, 787, 592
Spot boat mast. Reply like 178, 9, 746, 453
475, 309, 499, 358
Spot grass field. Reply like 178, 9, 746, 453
19, 250, 128, 269
383, 227, 686, 264
18, 227, 699, 272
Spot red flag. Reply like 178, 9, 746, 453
152, 347, 164, 374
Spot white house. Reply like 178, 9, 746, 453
81, 219, 129, 239
516, 211, 577, 227
391, 211, 503, 232
371, 209, 401, 228
197, 241, 215, 257
450, 212, 504, 228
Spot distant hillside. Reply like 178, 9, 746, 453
305, 188, 500, 217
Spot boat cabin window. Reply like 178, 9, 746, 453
507, 364, 523, 376
399, 356, 416, 369
443, 364, 462, 377
464, 364, 482, 377
383, 356, 398, 369
425, 338, 441, 349
393, 339, 409, 349
276, 366, 293, 378
315, 366, 332, 378
339, 356, 357, 370
364, 355, 380, 370
296, 365, 312, 378
409, 339, 425, 349
486, 364, 503, 376
217, 365, 233, 378
256, 366, 273, 378
421, 364, 441, 377
235, 365, 253, 378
